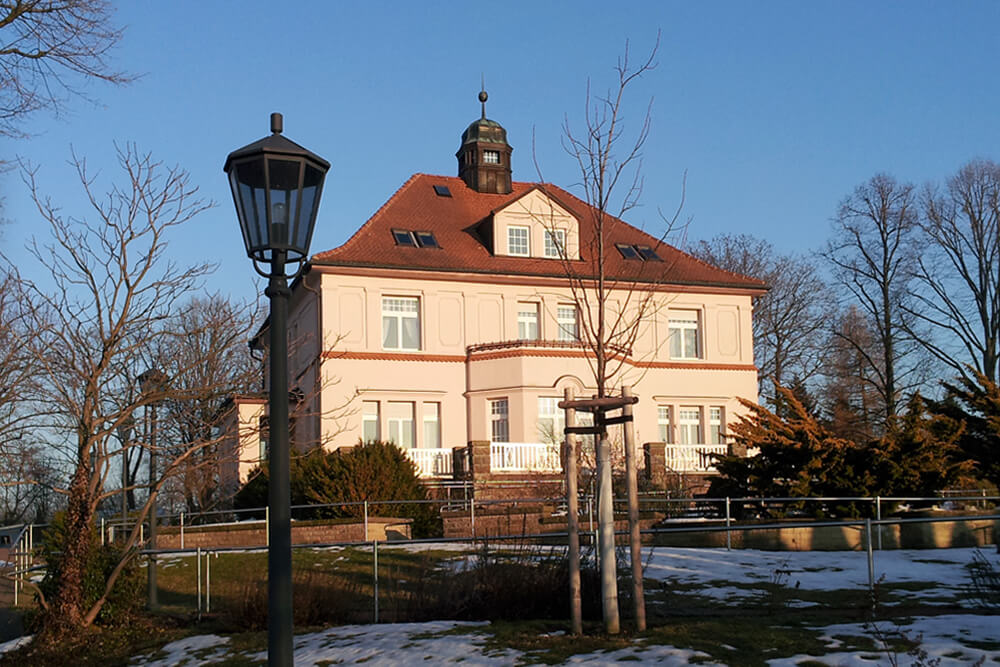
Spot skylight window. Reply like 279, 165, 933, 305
616, 243, 641, 260
433, 185, 452, 197
393, 229, 440, 249
393, 229, 417, 247
636, 245, 663, 261
414, 231, 439, 248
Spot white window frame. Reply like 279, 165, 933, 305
669, 311, 701, 359
557, 304, 579, 342
423, 402, 441, 449
518, 302, 540, 340
490, 398, 509, 442
382, 296, 421, 351
537, 397, 565, 443
709, 406, 723, 445
678, 407, 701, 445
387, 401, 415, 449
483, 150, 500, 164
507, 225, 529, 256
362, 400, 380, 443
657, 406, 672, 444
543, 228, 566, 258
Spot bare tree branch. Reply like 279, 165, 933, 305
0, 0, 135, 137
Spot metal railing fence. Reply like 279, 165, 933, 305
135, 511, 1000, 622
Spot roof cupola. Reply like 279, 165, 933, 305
456, 87, 513, 194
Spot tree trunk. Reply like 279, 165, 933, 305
50, 460, 94, 630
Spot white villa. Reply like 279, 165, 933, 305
221, 97, 765, 487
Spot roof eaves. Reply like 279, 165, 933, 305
308, 258, 767, 292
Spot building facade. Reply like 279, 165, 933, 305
224, 98, 766, 485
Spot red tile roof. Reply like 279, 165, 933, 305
312, 174, 766, 291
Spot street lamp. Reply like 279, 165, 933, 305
116, 416, 135, 528
138, 367, 168, 610
224, 112, 329, 667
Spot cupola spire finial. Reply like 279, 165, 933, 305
479, 75, 488, 119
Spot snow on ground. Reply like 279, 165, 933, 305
133, 622, 724, 666
642, 546, 977, 593
134, 634, 230, 667
11, 546, 1000, 665
769, 614, 1000, 666
0, 634, 32, 655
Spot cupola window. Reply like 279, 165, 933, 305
483, 150, 500, 164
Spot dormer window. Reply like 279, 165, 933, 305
544, 229, 566, 258
508, 225, 529, 256
483, 150, 500, 164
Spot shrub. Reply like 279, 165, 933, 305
36, 512, 145, 627
234, 441, 442, 538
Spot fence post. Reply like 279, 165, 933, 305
180, 512, 185, 550
725, 497, 732, 551
865, 518, 875, 603
265, 506, 269, 547
101, 517, 106, 546
197, 547, 202, 614
373, 540, 379, 624
12, 537, 18, 607
875, 497, 882, 551
470, 498, 476, 538
364, 501, 369, 542
206, 550, 211, 614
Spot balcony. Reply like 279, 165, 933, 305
664, 444, 728, 473
490, 441, 561, 473
405, 442, 728, 478
404, 448, 455, 478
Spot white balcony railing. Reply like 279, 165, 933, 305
404, 448, 455, 478
664, 444, 728, 473
490, 441, 561, 473
405, 443, 726, 477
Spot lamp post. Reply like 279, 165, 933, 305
116, 417, 135, 529
225, 113, 329, 667
139, 368, 167, 610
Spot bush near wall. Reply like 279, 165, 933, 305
234, 441, 442, 538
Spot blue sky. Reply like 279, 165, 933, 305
2, 1, 998, 302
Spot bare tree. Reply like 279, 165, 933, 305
0, 0, 133, 137
690, 234, 829, 404
822, 305, 883, 442
908, 159, 1000, 384
535, 34, 687, 636
13, 144, 217, 631
548, 33, 686, 397
154, 294, 260, 515
0, 270, 35, 445
823, 174, 924, 427
0, 269, 53, 521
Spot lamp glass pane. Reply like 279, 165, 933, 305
267, 159, 302, 250
297, 163, 325, 253
234, 161, 268, 251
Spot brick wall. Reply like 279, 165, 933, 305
155, 517, 412, 550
